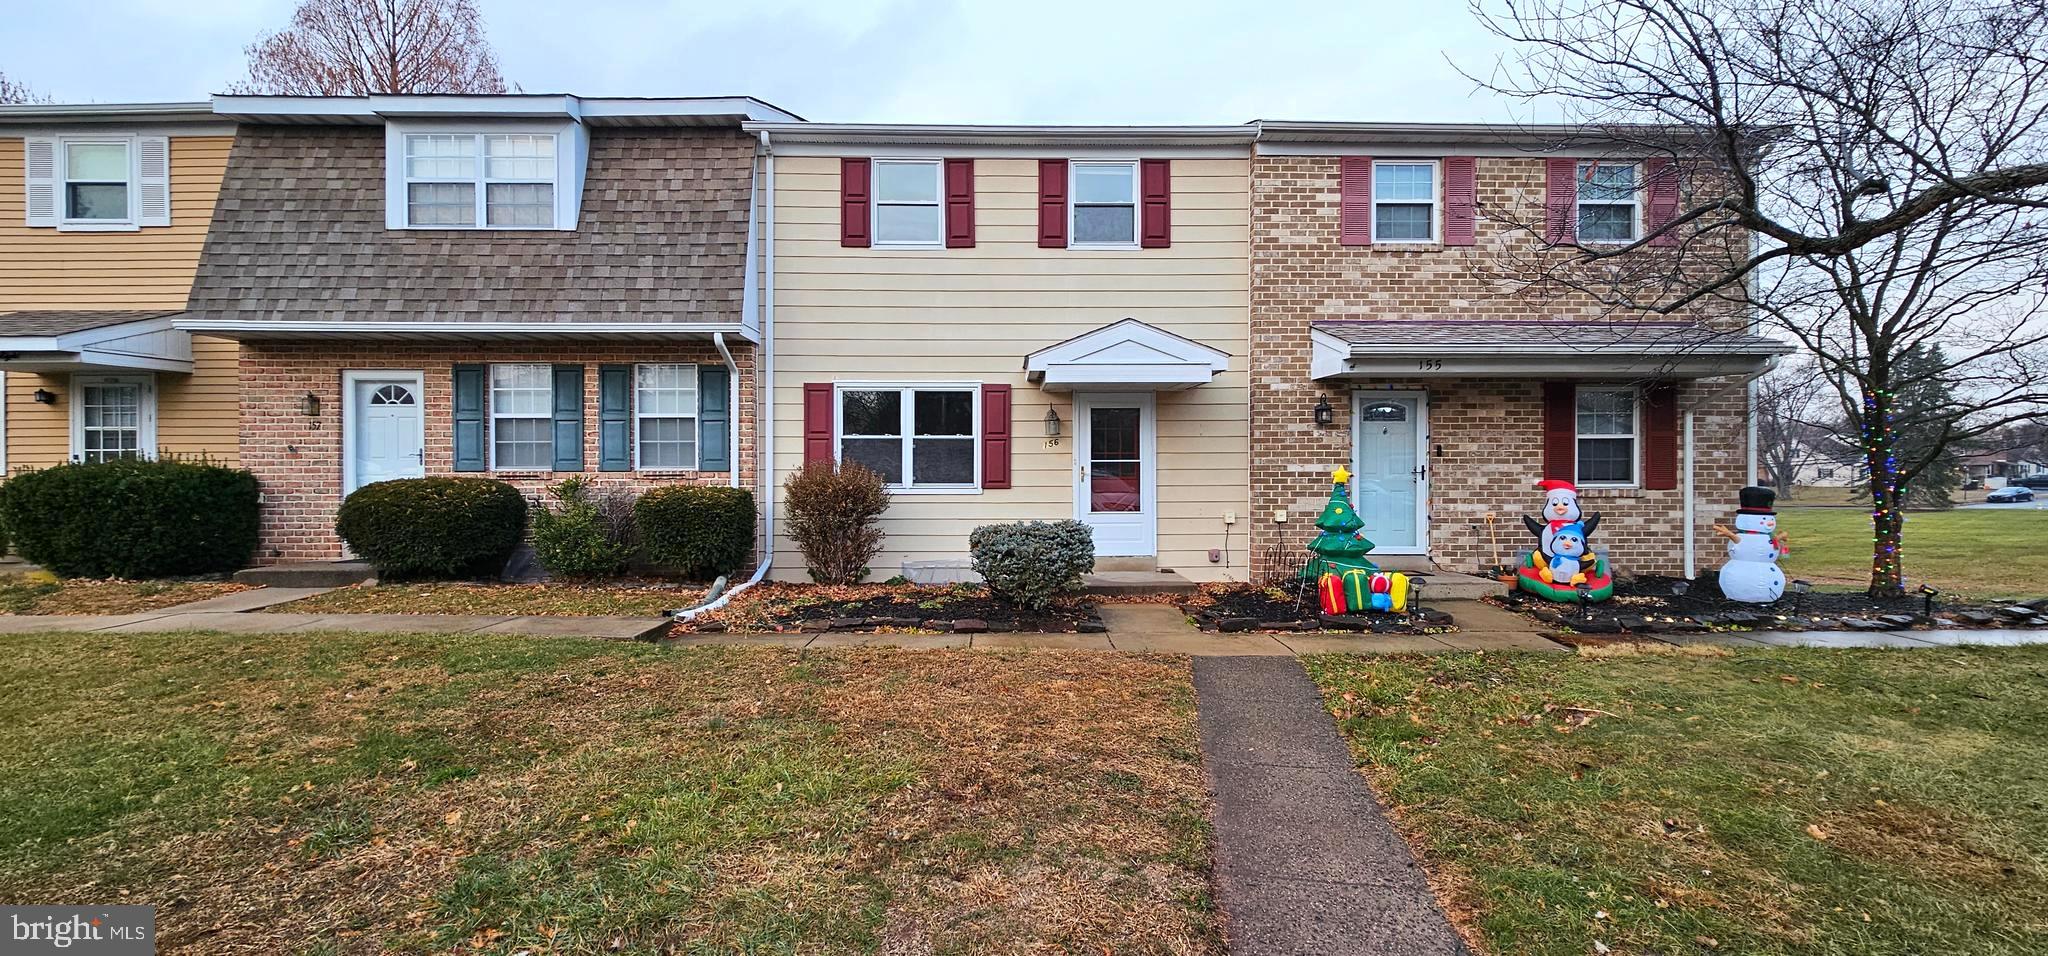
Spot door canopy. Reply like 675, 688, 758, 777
1025, 318, 1229, 391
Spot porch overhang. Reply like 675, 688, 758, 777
0, 311, 194, 374
169, 319, 760, 345
1024, 318, 1229, 391
1310, 320, 1792, 381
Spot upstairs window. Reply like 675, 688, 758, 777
402, 133, 557, 229
1070, 161, 1138, 246
64, 142, 131, 222
1577, 162, 1639, 243
872, 159, 943, 246
1372, 161, 1437, 242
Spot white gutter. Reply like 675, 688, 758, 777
1683, 410, 1698, 580
678, 131, 776, 621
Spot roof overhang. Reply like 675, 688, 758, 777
169, 319, 759, 345
1025, 318, 1230, 391
211, 94, 802, 127
747, 121, 1255, 157
1309, 321, 1793, 380
1252, 119, 1718, 157
0, 101, 217, 126
0, 313, 193, 374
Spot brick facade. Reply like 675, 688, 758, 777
1248, 153, 1752, 577
242, 340, 758, 563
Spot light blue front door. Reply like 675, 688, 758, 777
1351, 393, 1426, 553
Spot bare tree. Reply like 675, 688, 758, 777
231, 0, 508, 95
1469, 0, 2048, 596
1755, 361, 1850, 495
0, 71, 49, 104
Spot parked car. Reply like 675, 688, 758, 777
1988, 486, 2037, 503
2013, 474, 2048, 490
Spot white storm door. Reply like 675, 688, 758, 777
1075, 392, 1157, 557
1351, 392, 1428, 554
346, 373, 425, 496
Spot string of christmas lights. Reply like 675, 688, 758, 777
1863, 388, 1901, 587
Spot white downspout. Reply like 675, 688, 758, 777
679, 131, 776, 620
712, 332, 740, 489
1683, 409, 1697, 580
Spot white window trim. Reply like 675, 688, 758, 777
58, 136, 140, 232
1369, 159, 1440, 244
1574, 384, 1641, 488
1068, 159, 1141, 250
833, 381, 982, 494
400, 131, 558, 230
383, 121, 583, 231
870, 157, 945, 249
1575, 160, 1642, 245
488, 363, 553, 472
633, 363, 701, 472
69, 373, 156, 463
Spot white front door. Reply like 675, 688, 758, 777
1351, 391, 1429, 554
345, 373, 425, 496
1075, 392, 1157, 557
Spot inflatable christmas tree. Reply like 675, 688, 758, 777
1305, 467, 1378, 579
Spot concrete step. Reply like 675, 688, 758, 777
234, 561, 375, 589
1085, 570, 1198, 596
1092, 556, 1159, 573
1403, 570, 1505, 601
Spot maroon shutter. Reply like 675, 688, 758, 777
1037, 159, 1069, 247
1542, 382, 1577, 481
1339, 155, 1373, 246
840, 158, 871, 248
944, 157, 975, 248
1140, 158, 1171, 248
1443, 156, 1477, 246
803, 383, 835, 465
1642, 382, 1679, 490
1544, 157, 1578, 244
981, 384, 1012, 489
1645, 157, 1680, 248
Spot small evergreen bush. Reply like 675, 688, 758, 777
969, 520, 1095, 610
783, 461, 890, 584
530, 476, 637, 579
0, 458, 259, 578
635, 485, 755, 579
336, 477, 526, 580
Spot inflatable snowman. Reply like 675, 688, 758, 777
1718, 486, 1788, 603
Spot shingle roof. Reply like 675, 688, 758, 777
0, 310, 184, 337
185, 125, 753, 326
1311, 319, 1791, 355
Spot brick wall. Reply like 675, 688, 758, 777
1248, 154, 1753, 577
243, 340, 758, 563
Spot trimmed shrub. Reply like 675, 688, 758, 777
783, 461, 890, 584
969, 520, 1095, 610
336, 477, 526, 581
636, 485, 755, 579
530, 476, 637, 580
0, 458, 259, 578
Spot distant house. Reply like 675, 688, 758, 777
1960, 451, 2048, 489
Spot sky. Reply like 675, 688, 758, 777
1, 0, 1542, 124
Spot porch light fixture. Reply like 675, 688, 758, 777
31, 389, 56, 405
1044, 407, 1062, 438
301, 391, 321, 418
1312, 396, 1335, 427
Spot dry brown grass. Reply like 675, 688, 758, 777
0, 575, 248, 615
274, 581, 702, 616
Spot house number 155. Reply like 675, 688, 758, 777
1417, 359, 1444, 371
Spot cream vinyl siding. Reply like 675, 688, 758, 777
0, 135, 239, 470
769, 155, 1252, 582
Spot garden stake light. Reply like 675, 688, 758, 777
1790, 579, 1812, 612
1920, 584, 1940, 617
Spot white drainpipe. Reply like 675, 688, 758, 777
1682, 409, 1697, 580
678, 132, 776, 620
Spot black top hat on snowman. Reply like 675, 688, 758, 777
1737, 485, 1778, 516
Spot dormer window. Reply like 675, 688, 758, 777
399, 132, 558, 229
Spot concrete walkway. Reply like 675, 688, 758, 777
1195, 656, 1467, 955
0, 609, 670, 640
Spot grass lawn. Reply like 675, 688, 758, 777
1306, 647, 2048, 956
0, 633, 1217, 953
1779, 506, 2048, 599
275, 582, 705, 617
0, 575, 249, 615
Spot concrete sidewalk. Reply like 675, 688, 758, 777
0, 610, 670, 641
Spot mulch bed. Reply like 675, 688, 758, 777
1179, 581, 1454, 634
1494, 573, 2048, 640
677, 582, 1106, 635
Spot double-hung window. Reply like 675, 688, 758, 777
838, 386, 977, 489
489, 364, 553, 470
1575, 386, 1639, 486
872, 159, 942, 246
1576, 162, 1639, 243
634, 364, 699, 469
63, 141, 131, 222
1070, 161, 1138, 246
1372, 161, 1437, 242
403, 133, 557, 229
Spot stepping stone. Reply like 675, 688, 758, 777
828, 617, 867, 630
1958, 610, 2000, 626
1618, 614, 1648, 631
1218, 617, 1259, 633
1999, 606, 2040, 620
1880, 614, 1920, 629
1076, 620, 1108, 633
1723, 611, 1760, 626
1840, 617, 1888, 631
951, 618, 988, 634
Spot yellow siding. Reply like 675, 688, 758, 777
1, 135, 239, 469
769, 155, 1252, 582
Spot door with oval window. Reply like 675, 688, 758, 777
1351, 391, 1428, 553
347, 374, 426, 495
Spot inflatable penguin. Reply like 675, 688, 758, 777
1717, 486, 1788, 603
1523, 479, 1602, 557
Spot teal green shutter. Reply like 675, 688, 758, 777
699, 364, 730, 472
599, 365, 631, 471
453, 365, 486, 472
552, 364, 584, 472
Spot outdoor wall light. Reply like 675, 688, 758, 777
301, 391, 321, 418
1312, 396, 1335, 427
31, 389, 56, 405
1043, 407, 1061, 438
